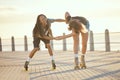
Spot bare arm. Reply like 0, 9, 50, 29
54, 19, 65, 22
39, 28, 54, 40
38, 35, 53, 40
54, 33, 73, 40
48, 29, 53, 37
43, 36, 54, 40
54, 27, 77, 40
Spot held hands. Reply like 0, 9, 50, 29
38, 35, 64, 40
53, 33, 72, 40
53, 36, 64, 40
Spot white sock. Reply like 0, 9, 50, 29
74, 53, 78, 58
51, 56, 54, 60
26, 57, 31, 62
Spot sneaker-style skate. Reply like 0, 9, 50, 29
74, 57, 80, 70
24, 61, 29, 71
51, 60, 56, 70
80, 55, 86, 69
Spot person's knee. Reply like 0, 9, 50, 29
46, 44, 51, 48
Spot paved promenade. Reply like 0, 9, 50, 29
0, 51, 120, 80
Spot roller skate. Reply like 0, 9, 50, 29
51, 60, 56, 70
24, 61, 29, 71
74, 57, 80, 70
80, 55, 86, 69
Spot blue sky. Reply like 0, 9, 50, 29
0, 0, 120, 38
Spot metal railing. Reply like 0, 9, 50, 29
0, 29, 120, 52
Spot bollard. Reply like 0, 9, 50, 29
0, 38, 2, 51
50, 40, 54, 50
24, 35, 28, 51
105, 29, 110, 52
63, 33, 67, 51
89, 30, 94, 51
11, 36, 15, 51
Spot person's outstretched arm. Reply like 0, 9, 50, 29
54, 33, 73, 40
54, 28, 77, 40
43, 36, 54, 40
38, 35, 54, 40
54, 19, 65, 22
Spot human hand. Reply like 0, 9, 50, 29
53, 36, 63, 40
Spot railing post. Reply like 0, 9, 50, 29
0, 37, 2, 51
11, 36, 15, 51
63, 33, 67, 51
89, 30, 94, 51
78, 37, 80, 51
24, 35, 28, 51
50, 40, 54, 50
105, 29, 110, 52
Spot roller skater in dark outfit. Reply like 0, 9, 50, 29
24, 14, 65, 71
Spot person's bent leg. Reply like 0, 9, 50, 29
73, 34, 80, 69
46, 43, 56, 70
24, 48, 39, 71
24, 37, 40, 71
81, 32, 88, 54
27, 48, 39, 62
80, 32, 88, 69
